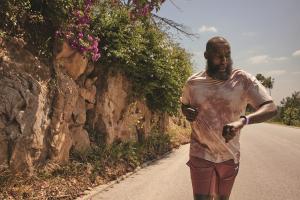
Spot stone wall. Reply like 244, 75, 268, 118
0, 38, 169, 174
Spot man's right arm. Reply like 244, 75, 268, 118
181, 103, 198, 122
180, 81, 199, 122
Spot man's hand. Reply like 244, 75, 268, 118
222, 119, 245, 143
181, 103, 198, 122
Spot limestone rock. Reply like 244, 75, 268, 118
79, 77, 97, 104
55, 41, 88, 80
0, 69, 50, 174
90, 71, 169, 144
71, 127, 90, 153
0, 37, 171, 174
47, 64, 79, 163
0, 38, 92, 173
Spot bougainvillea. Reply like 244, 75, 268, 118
129, 0, 166, 19
54, 0, 167, 61
56, 0, 101, 61
1, 0, 193, 115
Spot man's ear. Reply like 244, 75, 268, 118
204, 51, 208, 59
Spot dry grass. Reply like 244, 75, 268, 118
0, 121, 191, 199
168, 117, 191, 148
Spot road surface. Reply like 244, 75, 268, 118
85, 123, 300, 200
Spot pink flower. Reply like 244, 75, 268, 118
92, 40, 98, 48
92, 53, 101, 61
85, 0, 92, 5
79, 46, 87, 52
78, 32, 84, 38
78, 16, 90, 24
87, 35, 94, 41
55, 0, 101, 62
142, 4, 150, 16
93, 47, 98, 53
75, 10, 82, 17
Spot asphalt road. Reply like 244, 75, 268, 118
85, 123, 300, 200
231, 123, 300, 200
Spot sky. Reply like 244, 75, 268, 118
157, 0, 300, 105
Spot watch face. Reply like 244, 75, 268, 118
187, 107, 196, 113
240, 116, 247, 124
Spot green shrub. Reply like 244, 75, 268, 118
0, 0, 192, 114
0, 0, 81, 58
279, 91, 300, 126
91, 3, 192, 114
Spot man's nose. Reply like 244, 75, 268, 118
221, 56, 227, 64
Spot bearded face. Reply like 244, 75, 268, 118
206, 58, 233, 81
205, 42, 233, 81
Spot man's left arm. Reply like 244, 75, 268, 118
245, 101, 277, 124
223, 73, 278, 142
223, 101, 277, 142
232, 101, 277, 127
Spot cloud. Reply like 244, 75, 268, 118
273, 57, 288, 61
292, 50, 300, 57
249, 55, 288, 64
199, 25, 218, 33
249, 55, 270, 64
266, 70, 286, 76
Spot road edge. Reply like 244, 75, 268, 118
265, 122, 300, 129
76, 148, 178, 200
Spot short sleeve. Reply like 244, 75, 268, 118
245, 73, 273, 109
181, 82, 191, 105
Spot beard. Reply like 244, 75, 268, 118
206, 60, 233, 81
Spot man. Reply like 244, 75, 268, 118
181, 36, 277, 200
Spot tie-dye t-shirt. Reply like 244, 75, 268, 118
181, 69, 273, 163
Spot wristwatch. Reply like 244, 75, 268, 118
240, 115, 249, 125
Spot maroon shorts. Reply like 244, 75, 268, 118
187, 156, 239, 198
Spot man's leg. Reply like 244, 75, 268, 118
186, 156, 217, 200
215, 159, 239, 199
194, 194, 228, 200
193, 194, 214, 200
214, 195, 229, 200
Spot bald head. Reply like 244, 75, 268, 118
206, 36, 230, 53
204, 36, 233, 80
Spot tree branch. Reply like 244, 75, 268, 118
151, 14, 199, 39
169, 0, 183, 12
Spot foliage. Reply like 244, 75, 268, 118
0, 0, 77, 58
0, 1, 193, 197
0, 0, 192, 114
256, 74, 300, 127
55, 0, 101, 61
256, 73, 274, 95
128, 0, 166, 19
0, 0, 165, 58
92, 3, 192, 114
279, 91, 300, 126
71, 131, 172, 176
0, 126, 190, 199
